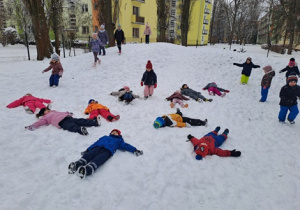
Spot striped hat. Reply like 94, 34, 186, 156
287, 74, 298, 83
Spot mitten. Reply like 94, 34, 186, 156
140, 81, 144, 86
279, 70, 283, 73
154, 83, 157, 88
187, 134, 194, 140
195, 155, 203, 160
42, 70, 45, 73
185, 123, 191, 128
230, 149, 241, 157
134, 149, 143, 156
202, 88, 206, 90
68, 112, 74, 116
25, 125, 35, 131
59, 71, 63, 78
224, 90, 230, 93
233, 63, 237, 65
257, 65, 261, 68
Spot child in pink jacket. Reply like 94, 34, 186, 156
25, 108, 100, 135
6, 93, 52, 114
202, 82, 229, 97
42, 53, 64, 87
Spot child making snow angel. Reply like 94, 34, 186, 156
25, 108, 100, 135
180, 84, 212, 102
187, 126, 241, 160
279, 58, 300, 78
110, 86, 140, 104
6, 93, 52, 114
68, 129, 143, 179
84, 99, 120, 122
153, 108, 207, 128
166, 90, 189, 108
233, 57, 260, 85
260, 65, 275, 102
42, 53, 63, 87
141, 60, 157, 99
202, 82, 229, 97
278, 74, 300, 124
89, 33, 103, 67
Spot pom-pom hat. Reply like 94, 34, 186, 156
153, 117, 165, 129
263, 65, 273, 74
146, 60, 153, 69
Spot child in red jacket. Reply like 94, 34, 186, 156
187, 126, 241, 160
6, 93, 52, 114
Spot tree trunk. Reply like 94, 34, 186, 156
97, 0, 114, 47
287, 0, 297, 54
50, 0, 62, 55
181, 0, 191, 46
209, 0, 218, 45
22, 0, 52, 60
157, 0, 168, 42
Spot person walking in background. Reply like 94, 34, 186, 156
260, 65, 275, 102
279, 58, 300, 78
114, 24, 125, 54
141, 60, 157, 99
144, 22, 151, 44
97, 24, 109, 56
68, 129, 143, 179
89, 33, 103, 67
42, 53, 63, 87
233, 57, 260, 85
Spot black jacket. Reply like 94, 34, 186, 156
141, 70, 157, 85
114, 29, 124, 42
279, 84, 300, 106
280, 66, 300, 78
234, 62, 260, 77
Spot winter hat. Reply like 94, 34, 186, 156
153, 117, 165, 129
290, 58, 295, 62
246, 57, 252, 61
263, 65, 273, 74
111, 129, 121, 135
100, 24, 105, 29
88, 99, 95, 104
117, 24, 121, 27
123, 86, 130, 91
287, 74, 298, 83
146, 60, 153, 69
51, 53, 60, 61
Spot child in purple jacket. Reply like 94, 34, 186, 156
25, 108, 100, 135
90, 33, 103, 67
68, 129, 143, 179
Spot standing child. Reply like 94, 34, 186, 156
90, 33, 103, 67
25, 108, 100, 135
42, 53, 63, 87
187, 126, 241, 160
114, 24, 125, 54
144, 22, 151, 44
68, 129, 143, 179
202, 82, 229, 97
97, 24, 109, 56
153, 108, 207, 128
166, 90, 189, 108
180, 84, 212, 102
278, 74, 300, 124
111, 86, 140, 104
279, 58, 300, 78
141, 60, 157, 99
233, 57, 260, 85
260, 65, 275, 102
6, 93, 52, 114
84, 99, 120, 122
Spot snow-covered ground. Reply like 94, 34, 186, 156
0, 43, 299, 210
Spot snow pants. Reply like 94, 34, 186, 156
58, 116, 98, 134
24, 101, 47, 113
89, 109, 116, 122
145, 35, 150, 44
49, 74, 60, 87
278, 105, 299, 122
208, 87, 222, 96
99, 46, 106, 55
176, 108, 206, 126
260, 86, 269, 102
172, 98, 185, 107
204, 131, 228, 147
144, 85, 154, 97
240, 74, 249, 84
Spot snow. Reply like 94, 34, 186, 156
0, 43, 299, 210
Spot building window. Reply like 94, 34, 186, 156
171, 9, 175, 17
133, 28, 139, 38
171, 0, 176, 7
202, 36, 204, 41
82, 26, 89, 34
70, 14, 76, 28
170, 20, 174, 28
133, 6, 139, 16
82, 4, 88, 13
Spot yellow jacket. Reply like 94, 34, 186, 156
163, 113, 186, 127
84, 103, 109, 114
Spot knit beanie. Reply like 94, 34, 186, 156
111, 129, 121, 135
117, 24, 121, 27
290, 58, 295, 62
263, 65, 272, 74
51, 53, 60, 61
88, 99, 95, 104
100, 24, 105, 29
146, 60, 153, 69
287, 74, 298, 83
246, 57, 252, 61
123, 86, 130, 91
153, 117, 165, 129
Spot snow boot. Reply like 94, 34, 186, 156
222, 128, 229, 136
80, 127, 89, 135
77, 166, 86, 179
214, 126, 220, 133
24, 106, 33, 114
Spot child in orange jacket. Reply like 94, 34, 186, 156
85, 99, 120, 122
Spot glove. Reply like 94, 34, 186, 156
230, 149, 241, 157
25, 125, 35, 131
257, 65, 261, 68
68, 112, 73, 116
140, 81, 143, 86
263, 86, 267, 89
185, 123, 191, 128
42, 70, 45, 73
134, 149, 143, 156
84, 112, 89, 115
224, 90, 230, 93
279, 70, 283, 73
202, 88, 206, 90
233, 63, 237, 65
154, 83, 157, 88
187, 134, 194, 140
195, 155, 203, 160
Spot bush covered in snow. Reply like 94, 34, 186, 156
0, 27, 19, 46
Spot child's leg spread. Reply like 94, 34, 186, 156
85, 148, 111, 176
99, 109, 115, 121
89, 109, 101, 119
182, 117, 206, 126
287, 105, 299, 121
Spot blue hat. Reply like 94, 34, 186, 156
88, 99, 95, 104
153, 117, 165, 129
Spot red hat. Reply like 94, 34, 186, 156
123, 86, 130, 91
111, 129, 121, 135
146, 60, 152, 69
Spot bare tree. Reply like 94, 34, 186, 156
180, 0, 196, 46
209, 0, 218, 44
157, 0, 169, 42
48, 0, 63, 55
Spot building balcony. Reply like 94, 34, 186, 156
131, 0, 145, 3
204, 9, 210, 14
131, 15, 145, 24
203, 19, 209, 24
202, 29, 208, 35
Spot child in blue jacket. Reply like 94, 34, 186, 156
90, 33, 103, 67
233, 57, 260, 84
68, 129, 143, 179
